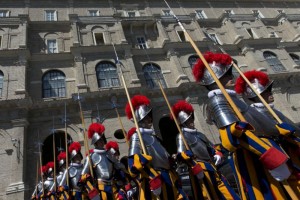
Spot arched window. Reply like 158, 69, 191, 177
290, 53, 300, 65
188, 55, 199, 68
96, 61, 120, 88
143, 63, 166, 89
263, 51, 286, 72
42, 70, 66, 98
0, 71, 3, 96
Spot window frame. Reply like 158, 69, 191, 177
46, 39, 58, 54
96, 61, 120, 88
136, 36, 148, 49
188, 55, 199, 68
263, 51, 286, 73
0, 10, 9, 17
88, 10, 100, 17
195, 10, 207, 19
143, 63, 167, 89
93, 32, 105, 45
290, 53, 300, 66
208, 33, 222, 45
42, 70, 66, 98
45, 10, 57, 21
162, 9, 172, 16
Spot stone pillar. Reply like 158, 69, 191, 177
6, 118, 29, 200
156, 20, 170, 46
69, 14, 80, 46
18, 14, 29, 49
124, 49, 140, 87
167, 49, 188, 86
73, 52, 88, 92
116, 22, 127, 44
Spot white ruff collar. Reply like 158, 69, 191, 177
250, 102, 274, 108
139, 128, 154, 135
93, 149, 106, 154
47, 177, 53, 181
182, 127, 197, 133
208, 89, 236, 98
70, 162, 82, 167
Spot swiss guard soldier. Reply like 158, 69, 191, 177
31, 165, 48, 200
42, 161, 55, 199
105, 141, 129, 200
82, 122, 126, 200
172, 100, 240, 200
56, 151, 67, 186
59, 141, 86, 199
235, 70, 300, 196
125, 95, 188, 200
192, 52, 291, 200
54, 151, 69, 199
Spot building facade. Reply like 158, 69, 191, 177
0, 0, 300, 199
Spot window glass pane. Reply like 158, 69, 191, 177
96, 62, 120, 88
42, 70, 66, 98
143, 63, 166, 89
47, 40, 57, 53
263, 52, 286, 72
45, 10, 56, 21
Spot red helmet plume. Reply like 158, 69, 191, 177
68, 142, 81, 154
57, 151, 66, 161
171, 100, 194, 120
46, 161, 55, 173
235, 70, 270, 94
88, 123, 105, 139
192, 52, 232, 84
125, 95, 150, 120
40, 165, 48, 175
127, 127, 136, 140
105, 141, 119, 151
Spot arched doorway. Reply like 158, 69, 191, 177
42, 131, 72, 165
159, 116, 178, 155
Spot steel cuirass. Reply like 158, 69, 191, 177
128, 128, 170, 170
32, 181, 43, 197
252, 103, 300, 137
43, 178, 54, 193
82, 149, 114, 181
207, 89, 279, 137
177, 128, 212, 162
59, 163, 83, 191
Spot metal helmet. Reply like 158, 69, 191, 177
46, 161, 55, 174
57, 151, 66, 168
235, 70, 273, 99
68, 142, 82, 160
88, 123, 106, 145
135, 105, 152, 122
172, 100, 194, 125
192, 52, 233, 86
125, 95, 152, 122
105, 141, 120, 156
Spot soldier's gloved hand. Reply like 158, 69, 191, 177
276, 122, 296, 136
231, 121, 254, 137
177, 150, 194, 162
259, 147, 290, 181
192, 162, 204, 180
269, 162, 291, 181
128, 154, 153, 175
149, 175, 162, 196
213, 151, 223, 166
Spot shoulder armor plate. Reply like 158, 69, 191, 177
69, 166, 77, 178
91, 152, 102, 165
